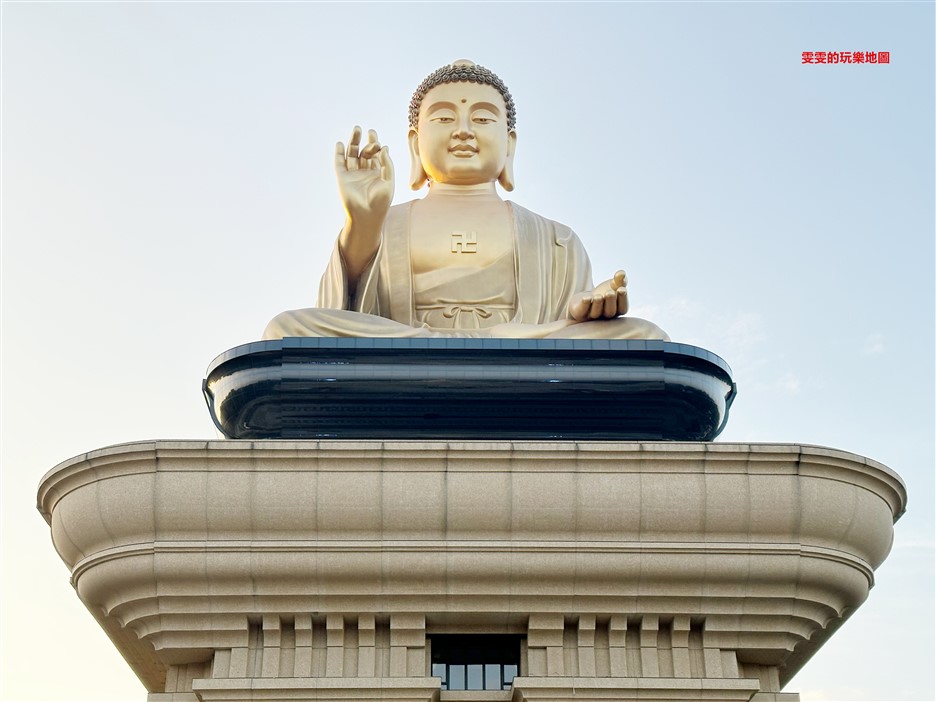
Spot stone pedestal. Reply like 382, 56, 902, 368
38, 440, 905, 702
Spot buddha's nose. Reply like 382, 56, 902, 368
453, 116, 474, 139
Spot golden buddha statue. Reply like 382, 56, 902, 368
263, 60, 668, 341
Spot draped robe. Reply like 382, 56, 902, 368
262, 201, 668, 340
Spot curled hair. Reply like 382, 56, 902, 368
409, 62, 516, 131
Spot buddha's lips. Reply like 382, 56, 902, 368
449, 145, 478, 153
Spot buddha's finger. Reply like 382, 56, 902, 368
347, 126, 362, 154
361, 132, 382, 160
379, 146, 394, 182
617, 287, 629, 316
363, 144, 383, 171
569, 294, 589, 321
588, 295, 604, 320
603, 290, 617, 318
365, 129, 380, 151
613, 270, 627, 290
347, 126, 362, 170
335, 142, 348, 171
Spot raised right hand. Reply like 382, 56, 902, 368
336, 126, 395, 290
336, 126, 394, 226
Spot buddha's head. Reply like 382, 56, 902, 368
408, 60, 517, 191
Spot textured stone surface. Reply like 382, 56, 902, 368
38, 440, 905, 700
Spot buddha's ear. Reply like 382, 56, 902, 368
498, 130, 518, 192
408, 128, 428, 190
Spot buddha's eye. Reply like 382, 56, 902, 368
430, 111, 456, 124
473, 117, 494, 124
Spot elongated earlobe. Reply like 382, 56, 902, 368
408, 129, 428, 190
498, 130, 517, 192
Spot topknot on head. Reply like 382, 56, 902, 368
409, 60, 517, 131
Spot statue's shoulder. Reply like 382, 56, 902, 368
507, 201, 580, 246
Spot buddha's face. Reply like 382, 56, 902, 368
413, 81, 516, 186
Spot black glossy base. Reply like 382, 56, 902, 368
203, 339, 736, 441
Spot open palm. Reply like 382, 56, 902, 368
336, 126, 394, 224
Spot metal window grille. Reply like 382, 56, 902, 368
430, 635, 522, 691
432, 662, 518, 691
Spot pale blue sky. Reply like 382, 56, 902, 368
2, 2, 933, 700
